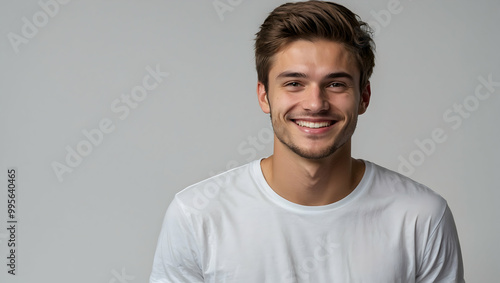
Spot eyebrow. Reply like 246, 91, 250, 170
325, 72, 354, 81
276, 71, 307, 79
276, 71, 354, 81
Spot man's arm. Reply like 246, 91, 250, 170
416, 205, 465, 283
150, 197, 204, 283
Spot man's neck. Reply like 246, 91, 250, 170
260, 140, 365, 206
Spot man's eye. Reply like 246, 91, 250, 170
285, 82, 302, 87
328, 82, 346, 88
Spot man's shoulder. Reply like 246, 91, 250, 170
173, 160, 260, 211
365, 160, 448, 217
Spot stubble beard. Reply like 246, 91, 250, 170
270, 112, 357, 160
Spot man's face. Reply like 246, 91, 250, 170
257, 39, 370, 159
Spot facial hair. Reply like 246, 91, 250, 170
268, 106, 358, 160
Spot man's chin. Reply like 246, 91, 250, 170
274, 131, 349, 160
287, 144, 340, 160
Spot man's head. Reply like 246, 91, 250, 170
254, 1, 375, 160
254, 1, 375, 93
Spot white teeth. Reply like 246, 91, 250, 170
295, 120, 332, 128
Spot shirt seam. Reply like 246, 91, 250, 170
417, 202, 449, 277
173, 196, 204, 276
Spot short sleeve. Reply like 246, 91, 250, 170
416, 205, 465, 283
150, 197, 204, 283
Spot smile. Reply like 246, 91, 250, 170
294, 120, 333, 129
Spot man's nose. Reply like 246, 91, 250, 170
302, 85, 329, 112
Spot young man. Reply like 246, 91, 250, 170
150, 1, 464, 282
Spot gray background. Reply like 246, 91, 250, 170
1, 0, 499, 282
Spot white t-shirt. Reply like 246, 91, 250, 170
150, 160, 464, 283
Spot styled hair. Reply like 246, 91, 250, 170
255, 1, 375, 91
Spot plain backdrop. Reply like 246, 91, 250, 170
1, 0, 499, 282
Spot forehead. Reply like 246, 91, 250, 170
269, 39, 359, 81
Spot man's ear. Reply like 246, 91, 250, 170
358, 82, 371, 115
257, 81, 270, 114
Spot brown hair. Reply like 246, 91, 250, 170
255, 1, 375, 91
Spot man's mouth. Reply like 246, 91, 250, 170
293, 120, 334, 129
